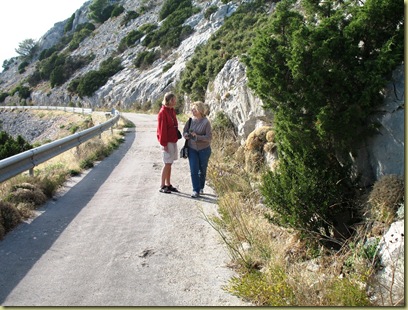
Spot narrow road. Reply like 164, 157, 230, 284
0, 113, 247, 306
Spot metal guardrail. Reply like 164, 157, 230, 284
0, 105, 92, 114
0, 113, 120, 183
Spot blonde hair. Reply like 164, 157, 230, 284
162, 92, 176, 106
191, 101, 210, 117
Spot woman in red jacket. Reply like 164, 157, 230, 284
157, 92, 180, 193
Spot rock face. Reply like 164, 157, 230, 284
352, 65, 405, 187
372, 220, 404, 306
205, 57, 273, 140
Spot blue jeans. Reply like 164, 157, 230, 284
188, 146, 211, 193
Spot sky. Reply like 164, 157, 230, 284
0, 0, 89, 65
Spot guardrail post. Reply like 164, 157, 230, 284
29, 168, 34, 177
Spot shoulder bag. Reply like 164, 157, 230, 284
180, 118, 192, 159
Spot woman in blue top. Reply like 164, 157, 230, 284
183, 101, 212, 198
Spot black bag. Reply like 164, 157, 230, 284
180, 118, 192, 159
177, 129, 182, 139
180, 145, 189, 159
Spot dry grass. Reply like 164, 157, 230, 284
206, 126, 377, 306
367, 174, 404, 225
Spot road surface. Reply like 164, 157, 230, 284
0, 113, 248, 306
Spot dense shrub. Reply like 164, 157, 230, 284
159, 0, 191, 21
69, 57, 123, 97
117, 29, 144, 53
111, 5, 125, 18
0, 131, 33, 160
68, 26, 94, 51
133, 50, 160, 69
39, 46, 59, 61
2, 57, 17, 71
204, 5, 218, 19
33, 52, 94, 88
11, 85, 31, 99
121, 10, 140, 27
18, 61, 29, 74
143, 0, 196, 50
89, 0, 114, 23
139, 23, 158, 34
64, 13, 76, 33
246, 0, 403, 242
0, 92, 9, 103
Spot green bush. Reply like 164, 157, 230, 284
204, 5, 217, 19
35, 52, 94, 88
162, 62, 174, 72
121, 10, 140, 27
18, 61, 29, 74
159, 0, 191, 21
111, 5, 125, 18
2, 58, 17, 71
143, 0, 195, 50
11, 85, 31, 99
64, 13, 75, 33
0, 92, 9, 103
212, 111, 235, 133
139, 23, 158, 34
0, 131, 33, 160
247, 0, 403, 243
69, 56, 123, 97
134, 50, 160, 69
88, 0, 114, 23
117, 29, 144, 53
69, 27, 93, 51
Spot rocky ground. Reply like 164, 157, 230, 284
0, 109, 104, 144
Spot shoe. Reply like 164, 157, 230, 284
199, 189, 204, 195
167, 185, 179, 193
159, 186, 171, 194
191, 191, 199, 198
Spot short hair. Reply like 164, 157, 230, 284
191, 101, 209, 116
162, 92, 176, 106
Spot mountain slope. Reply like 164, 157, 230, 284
0, 0, 240, 109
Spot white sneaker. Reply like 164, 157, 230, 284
199, 189, 204, 195
191, 191, 199, 198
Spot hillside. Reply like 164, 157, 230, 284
0, 109, 102, 145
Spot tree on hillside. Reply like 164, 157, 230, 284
15, 39, 38, 60
88, 0, 115, 23
246, 0, 403, 242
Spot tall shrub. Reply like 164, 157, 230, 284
246, 0, 403, 240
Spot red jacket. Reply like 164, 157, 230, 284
157, 105, 178, 146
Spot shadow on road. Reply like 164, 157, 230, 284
171, 192, 218, 204
0, 132, 135, 304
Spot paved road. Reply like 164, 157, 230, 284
0, 113, 248, 306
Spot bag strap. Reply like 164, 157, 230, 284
184, 118, 192, 147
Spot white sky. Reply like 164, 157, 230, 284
0, 0, 89, 65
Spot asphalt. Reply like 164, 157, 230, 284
0, 113, 248, 306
